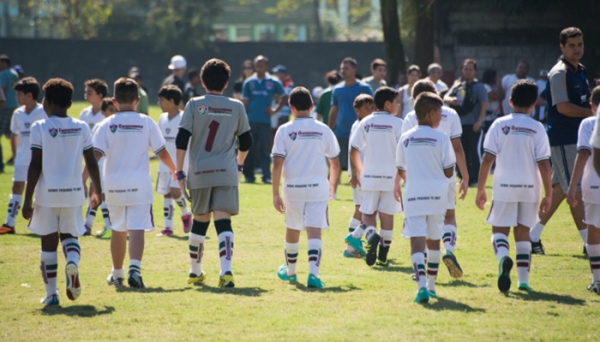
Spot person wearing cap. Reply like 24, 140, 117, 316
500, 61, 535, 115
129, 67, 149, 115
424, 63, 449, 95
536, 70, 548, 122
12, 65, 24, 80
162, 55, 187, 109
273, 65, 294, 127
362, 59, 387, 93
0, 54, 19, 172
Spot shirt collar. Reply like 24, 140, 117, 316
373, 111, 390, 115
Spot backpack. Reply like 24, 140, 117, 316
449, 81, 479, 117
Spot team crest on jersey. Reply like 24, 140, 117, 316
25, 123, 31, 129
502, 126, 510, 135
49, 128, 58, 138
403, 139, 409, 148
166, 128, 171, 134
266, 81, 273, 90
289, 132, 297, 141
110, 124, 118, 133
364, 125, 370, 133
199, 106, 208, 115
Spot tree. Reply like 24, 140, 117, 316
412, 0, 435, 75
380, 0, 405, 86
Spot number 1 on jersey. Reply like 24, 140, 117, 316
206, 120, 220, 152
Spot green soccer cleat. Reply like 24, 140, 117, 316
307, 274, 325, 288
442, 252, 463, 279
187, 271, 207, 286
498, 256, 513, 293
219, 271, 235, 288
518, 283, 533, 292
100, 228, 112, 239
414, 287, 430, 303
376, 259, 389, 267
277, 265, 297, 283
344, 234, 365, 256
428, 290, 438, 299
377, 245, 390, 266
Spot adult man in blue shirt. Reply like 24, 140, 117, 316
0, 54, 19, 173
242, 55, 288, 184
529, 27, 593, 255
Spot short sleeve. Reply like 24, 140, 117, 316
271, 126, 287, 159
449, 111, 462, 139
274, 80, 285, 96
30, 122, 42, 150
349, 123, 366, 151
482, 121, 499, 157
395, 119, 404, 143
148, 118, 166, 154
93, 123, 108, 156
331, 88, 339, 106
395, 137, 406, 171
577, 120, 593, 151
10, 113, 18, 135
549, 69, 569, 105
236, 102, 251, 135
534, 125, 551, 162
477, 83, 488, 102
179, 102, 194, 134
442, 136, 457, 169
325, 127, 341, 159
591, 116, 600, 149
242, 80, 251, 100
82, 124, 93, 151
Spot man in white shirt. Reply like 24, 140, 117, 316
501, 61, 535, 116
425, 63, 449, 95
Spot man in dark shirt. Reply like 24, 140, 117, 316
162, 55, 187, 109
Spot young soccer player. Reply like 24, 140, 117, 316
395, 92, 456, 303
176, 58, 252, 288
273, 86, 340, 288
22, 78, 102, 305
80, 79, 109, 235
401, 80, 468, 278
566, 85, 600, 294
346, 86, 403, 267
345, 94, 374, 258
0, 77, 47, 235
156, 85, 192, 237
476, 80, 552, 292
94, 78, 176, 288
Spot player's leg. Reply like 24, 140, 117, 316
530, 183, 564, 254
1, 179, 24, 234
404, 215, 429, 302
515, 202, 540, 291
353, 191, 378, 263
214, 211, 234, 280
442, 208, 463, 278
106, 205, 127, 286
83, 181, 97, 235
569, 191, 588, 253
376, 191, 402, 266
159, 193, 174, 236
278, 197, 303, 283
344, 204, 363, 258
29, 205, 60, 305
443, 181, 459, 255
211, 187, 239, 288
170, 186, 191, 233
584, 202, 600, 294
58, 205, 87, 301
305, 201, 328, 288
425, 214, 445, 297
488, 201, 515, 292
126, 204, 153, 288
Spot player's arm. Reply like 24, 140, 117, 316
267, 94, 289, 116
10, 133, 17, 161
556, 102, 593, 118
444, 166, 454, 178
567, 152, 588, 207
83, 148, 102, 209
475, 152, 495, 210
393, 170, 404, 203
272, 156, 285, 214
473, 101, 488, 132
175, 128, 191, 172
22, 149, 42, 220
328, 105, 338, 131
538, 159, 553, 213
156, 149, 176, 174
443, 91, 459, 106
237, 130, 253, 170
451, 138, 468, 199
329, 157, 340, 200
350, 148, 363, 185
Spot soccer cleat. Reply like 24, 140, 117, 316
100, 228, 112, 239
497, 256, 513, 293
83, 224, 92, 236
65, 262, 81, 301
343, 249, 363, 259
157, 228, 173, 237
307, 274, 325, 288
428, 291, 438, 299
0, 224, 15, 235
277, 265, 297, 283
182, 214, 192, 234
531, 240, 545, 255
365, 232, 380, 266
442, 252, 463, 279
376, 259, 389, 267
128, 272, 146, 288
377, 245, 390, 266
518, 283, 533, 291
414, 287, 430, 303
587, 281, 600, 294
187, 271, 207, 286
219, 271, 235, 288
40, 293, 59, 306
106, 274, 124, 287
344, 234, 366, 256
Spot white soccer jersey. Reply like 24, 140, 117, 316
483, 113, 550, 203
347, 119, 365, 178
93, 111, 166, 206
272, 117, 340, 202
396, 126, 456, 217
79, 106, 105, 130
158, 112, 188, 172
10, 104, 47, 166
350, 112, 403, 191
577, 117, 600, 204
29, 116, 93, 207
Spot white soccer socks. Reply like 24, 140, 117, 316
443, 225, 457, 253
284, 242, 300, 275
189, 220, 209, 276
492, 233, 510, 262
61, 238, 81, 266
40, 251, 58, 297
515, 241, 531, 286
379, 229, 393, 247
530, 222, 544, 243
215, 219, 234, 276
5, 194, 21, 227
411, 252, 427, 290
100, 202, 111, 230
112, 267, 125, 280
426, 249, 440, 292
174, 194, 190, 216
362, 226, 377, 241
348, 218, 361, 234
587, 244, 600, 282
84, 205, 96, 229
163, 198, 174, 229
307, 239, 322, 276
129, 259, 142, 276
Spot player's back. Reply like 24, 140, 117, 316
79, 106, 104, 130
11, 104, 47, 166
402, 107, 461, 140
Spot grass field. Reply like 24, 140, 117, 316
0, 102, 598, 341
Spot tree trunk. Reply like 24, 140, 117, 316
380, 0, 405, 87
413, 0, 435, 75
313, 0, 323, 41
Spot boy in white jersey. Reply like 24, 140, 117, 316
80, 79, 109, 235
476, 80, 552, 293
0, 77, 47, 235
401, 80, 468, 278
273, 87, 340, 288
345, 94, 374, 258
395, 92, 456, 303
567, 86, 600, 294
22, 78, 102, 305
176, 59, 252, 288
347, 87, 403, 267
156, 85, 191, 237
94, 78, 176, 289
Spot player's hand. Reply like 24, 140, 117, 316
238, 165, 244, 183
393, 182, 402, 203
349, 176, 359, 189
22, 200, 33, 220
475, 189, 487, 210
473, 121, 483, 132
273, 194, 285, 213
540, 195, 552, 214
90, 191, 102, 210
265, 107, 276, 116
566, 187, 578, 207
458, 179, 468, 200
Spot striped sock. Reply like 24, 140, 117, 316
216, 219, 234, 276
443, 225, 457, 253
348, 218, 361, 233
579, 229, 588, 245
5, 194, 21, 227
587, 244, 600, 282
189, 232, 205, 275
351, 224, 366, 239
61, 238, 81, 266
129, 259, 141, 275
515, 241, 531, 285
163, 198, 173, 229
492, 233, 510, 262
101, 202, 111, 229
427, 249, 440, 292
285, 242, 300, 275
40, 251, 58, 297
174, 194, 190, 216
308, 239, 322, 276
411, 252, 427, 289
85, 206, 96, 228
112, 267, 125, 280
379, 229, 393, 247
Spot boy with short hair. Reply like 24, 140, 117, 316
0, 77, 47, 234
476, 79, 552, 293
566, 85, 600, 294
346, 86, 403, 267
345, 94, 374, 258
176, 58, 252, 288
273, 86, 340, 288
156, 85, 192, 237
94, 78, 176, 288
395, 92, 456, 303
22, 78, 102, 305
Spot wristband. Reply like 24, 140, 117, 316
176, 170, 186, 181
238, 164, 244, 172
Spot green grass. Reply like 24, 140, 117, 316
0, 102, 599, 340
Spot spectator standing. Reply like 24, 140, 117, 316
316, 70, 342, 125
185, 68, 201, 102
425, 63, 449, 95
129, 68, 149, 115
398, 65, 421, 119
13, 65, 25, 80
501, 61, 535, 115
481, 69, 503, 160
394, 72, 408, 90
273, 65, 294, 127
0, 54, 19, 172
362, 59, 387, 93
233, 60, 254, 100
536, 70, 549, 122
444, 58, 488, 187
162, 55, 187, 108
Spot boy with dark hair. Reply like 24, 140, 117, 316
567, 85, 600, 294
476, 80, 552, 292
347, 86, 403, 266
176, 58, 252, 288
396, 92, 456, 303
156, 85, 191, 237
273, 87, 340, 288
363, 58, 387, 93
0, 77, 46, 234
94, 77, 177, 288
185, 68, 201, 102
22, 78, 102, 305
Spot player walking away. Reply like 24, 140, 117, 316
80, 78, 108, 236
273, 87, 340, 288
362, 59, 387, 93
22, 78, 102, 305
176, 58, 252, 288
156, 85, 192, 237
94, 78, 176, 289
396, 92, 456, 303
0, 77, 46, 235
347, 87, 403, 267
401, 80, 468, 278
344, 94, 374, 258
476, 80, 552, 293
566, 86, 600, 294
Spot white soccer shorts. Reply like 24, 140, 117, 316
352, 187, 363, 206
28, 205, 86, 236
486, 201, 538, 228
284, 198, 329, 231
584, 203, 600, 228
108, 204, 154, 232
403, 214, 444, 240
12, 164, 28, 182
156, 172, 178, 195
360, 190, 403, 215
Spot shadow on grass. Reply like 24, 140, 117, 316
116, 286, 191, 294
293, 283, 361, 293
511, 290, 586, 305
41, 305, 115, 317
370, 260, 413, 275
19, 233, 40, 239
438, 280, 490, 288
194, 284, 268, 297
420, 297, 486, 313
